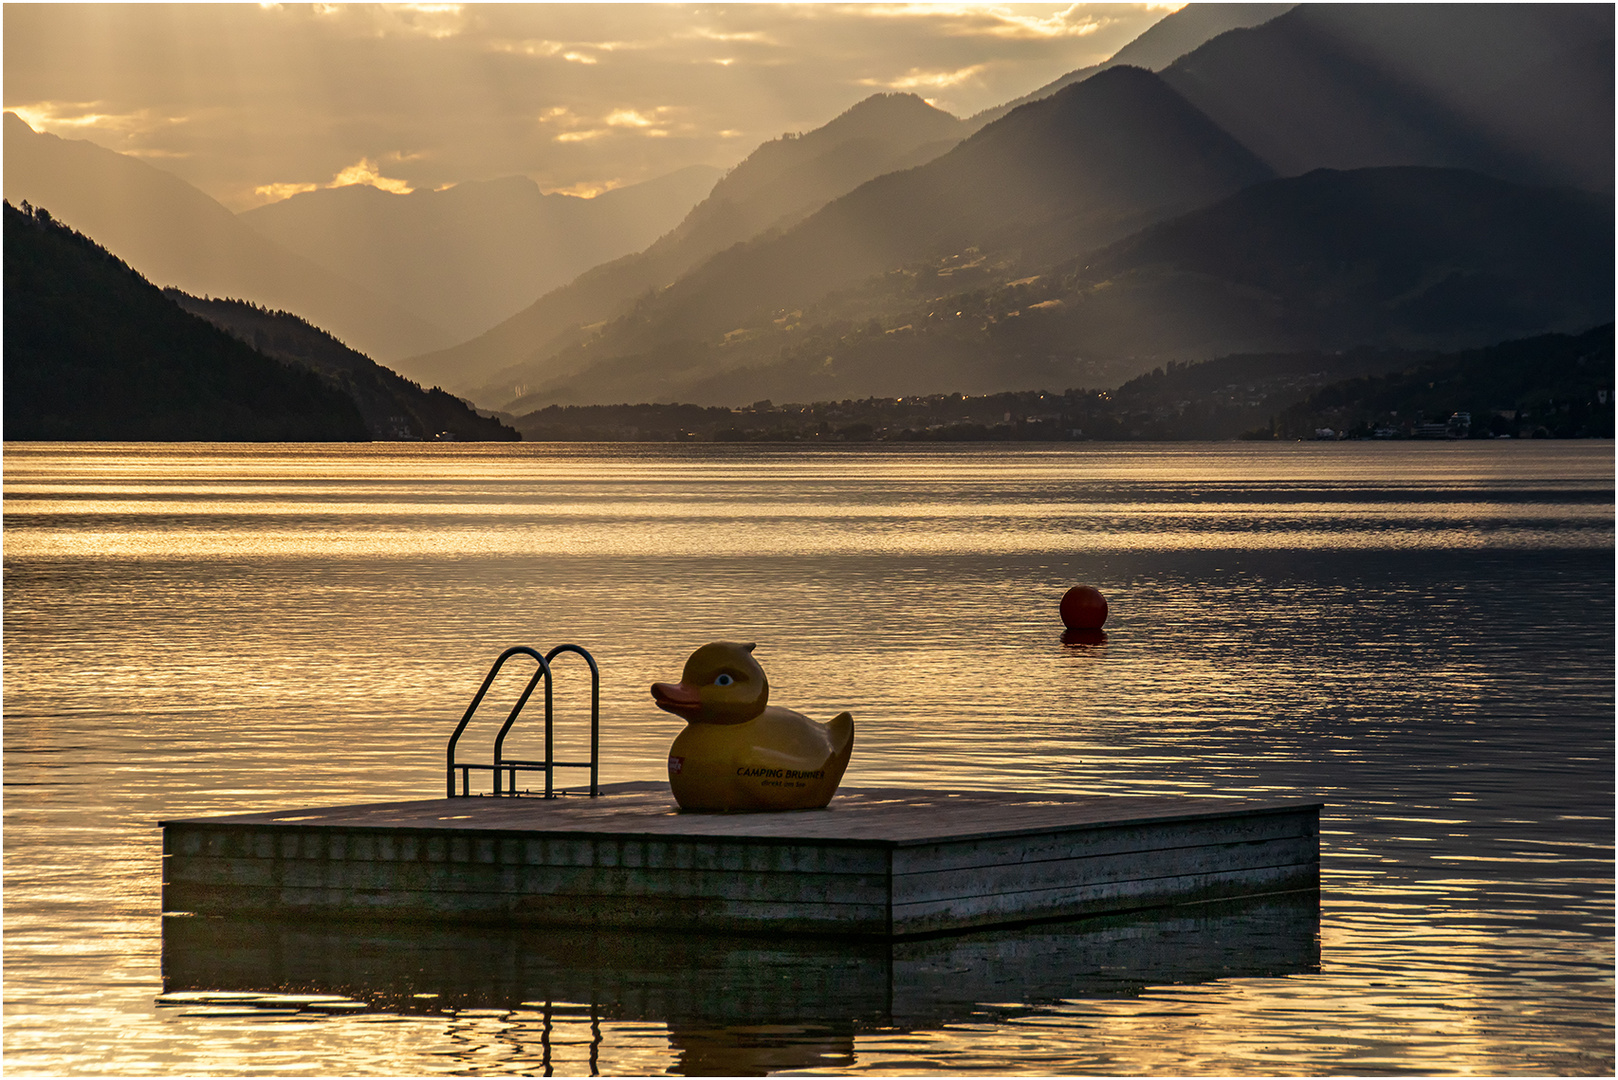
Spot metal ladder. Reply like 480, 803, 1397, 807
444, 645, 600, 798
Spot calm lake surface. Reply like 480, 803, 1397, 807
4, 441, 1613, 1076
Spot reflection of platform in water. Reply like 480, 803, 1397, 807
163, 892, 1321, 1069
162, 782, 1320, 936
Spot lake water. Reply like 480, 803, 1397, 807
3, 441, 1612, 1075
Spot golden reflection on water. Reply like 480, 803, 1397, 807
3, 441, 1612, 1075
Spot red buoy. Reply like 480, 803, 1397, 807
1059, 585, 1108, 630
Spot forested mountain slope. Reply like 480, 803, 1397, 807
4, 201, 367, 441
168, 294, 519, 442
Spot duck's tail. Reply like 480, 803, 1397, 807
825, 711, 854, 755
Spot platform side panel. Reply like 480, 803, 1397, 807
895, 833, 1318, 902
892, 807, 1316, 872
890, 807, 1320, 934
893, 862, 1320, 935
162, 824, 892, 934
164, 855, 890, 904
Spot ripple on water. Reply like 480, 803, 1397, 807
2, 442, 1612, 1075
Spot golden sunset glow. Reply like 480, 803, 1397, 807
4, 4, 1611, 1076
4, 3, 1169, 209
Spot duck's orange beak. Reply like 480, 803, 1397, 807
651, 681, 702, 716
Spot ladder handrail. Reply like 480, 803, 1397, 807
445, 646, 551, 798
542, 644, 599, 797
446, 644, 600, 798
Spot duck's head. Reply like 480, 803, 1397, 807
651, 641, 769, 725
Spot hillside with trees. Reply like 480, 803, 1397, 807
168, 294, 518, 442
1262, 324, 1614, 440
505, 325, 1613, 443
4, 200, 368, 441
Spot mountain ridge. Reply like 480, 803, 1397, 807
238, 163, 720, 346
166, 292, 519, 442
3, 112, 454, 363
475, 4, 1614, 411
493, 64, 1275, 409
968, 3, 1294, 128
414, 7, 1288, 401
1160, 3, 1614, 191
508, 166, 1612, 408
407, 92, 970, 397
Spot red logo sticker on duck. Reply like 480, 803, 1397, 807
668, 755, 684, 774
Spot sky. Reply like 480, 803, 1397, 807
4, 3, 1176, 210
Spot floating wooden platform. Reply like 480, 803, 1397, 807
161, 781, 1321, 938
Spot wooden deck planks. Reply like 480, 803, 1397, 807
161, 781, 1321, 936
176, 782, 1313, 843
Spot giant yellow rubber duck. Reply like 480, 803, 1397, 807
652, 641, 853, 812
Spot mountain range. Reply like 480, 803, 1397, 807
494, 64, 1276, 408
4, 111, 449, 365
424, 3, 1297, 401
167, 294, 518, 442
436, 2, 1613, 411
3, 113, 717, 363
5, 2, 1612, 430
507, 165, 1612, 407
408, 91, 972, 394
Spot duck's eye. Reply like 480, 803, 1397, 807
715, 674, 734, 687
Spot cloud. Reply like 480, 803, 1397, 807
606, 109, 658, 128
687, 27, 778, 45
837, 3, 1109, 40
860, 64, 989, 92
7, 100, 189, 142
253, 180, 321, 202
330, 158, 414, 194
549, 179, 626, 199
254, 158, 412, 204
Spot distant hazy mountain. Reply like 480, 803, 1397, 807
3, 113, 454, 363
167, 293, 519, 442
512, 167, 1613, 407
1161, 3, 1614, 192
970, 3, 1294, 128
4, 200, 367, 441
408, 93, 969, 397
495, 65, 1274, 409
238, 165, 719, 344
419, 10, 1291, 402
